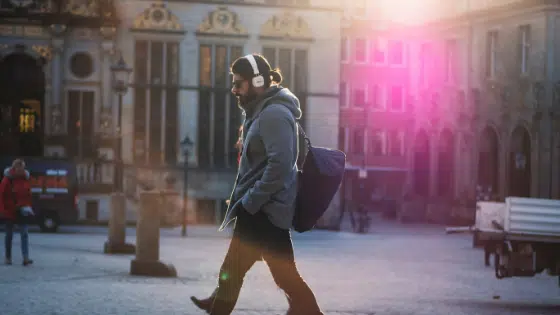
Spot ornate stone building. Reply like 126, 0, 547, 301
0, 1, 119, 159
338, 17, 413, 218
0, 0, 342, 224
92, 1, 343, 224
402, 0, 560, 221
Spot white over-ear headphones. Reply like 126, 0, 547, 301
244, 54, 265, 88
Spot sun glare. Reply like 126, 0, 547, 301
379, 0, 441, 24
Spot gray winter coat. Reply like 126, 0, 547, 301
219, 87, 302, 231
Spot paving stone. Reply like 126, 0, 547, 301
0, 223, 559, 314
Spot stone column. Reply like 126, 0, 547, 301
99, 27, 117, 139
104, 193, 135, 254
498, 129, 509, 198
49, 37, 65, 134
50, 38, 63, 107
100, 37, 115, 124
130, 191, 177, 278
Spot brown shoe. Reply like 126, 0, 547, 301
23, 259, 33, 266
190, 296, 212, 313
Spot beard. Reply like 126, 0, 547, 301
236, 88, 259, 110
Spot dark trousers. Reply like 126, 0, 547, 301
5, 222, 30, 260
211, 210, 321, 315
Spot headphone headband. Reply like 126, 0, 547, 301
244, 54, 265, 87
245, 54, 260, 76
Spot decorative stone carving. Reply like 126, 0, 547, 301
10, 0, 33, 7
99, 107, 113, 137
9, 0, 51, 11
0, 25, 49, 37
101, 40, 115, 55
260, 11, 312, 40
31, 45, 52, 60
50, 106, 63, 134
0, 43, 51, 61
49, 24, 67, 37
197, 6, 247, 36
100, 26, 117, 40
132, 2, 184, 33
73, 28, 97, 40
65, 0, 99, 17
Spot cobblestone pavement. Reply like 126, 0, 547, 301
0, 222, 559, 315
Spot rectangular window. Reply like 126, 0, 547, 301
228, 46, 243, 166
198, 44, 212, 168
165, 87, 178, 165
262, 47, 276, 66
520, 25, 530, 74
279, 48, 293, 89
389, 130, 405, 156
133, 40, 148, 162
135, 40, 148, 85
352, 128, 365, 154
354, 38, 367, 63
133, 40, 180, 165
372, 37, 387, 64
390, 86, 404, 111
148, 88, 162, 165
164, 42, 179, 164
388, 40, 404, 65
352, 86, 366, 108
150, 42, 163, 85
486, 30, 498, 78
369, 130, 386, 156
263, 47, 308, 127
198, 44, 245, 169
66, 90, 95, 158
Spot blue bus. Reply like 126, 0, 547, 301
0, 157, 79, 232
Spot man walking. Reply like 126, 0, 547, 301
190, 54, 323, 315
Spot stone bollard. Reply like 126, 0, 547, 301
104, 193, 136, 254
130, 191, 177, 277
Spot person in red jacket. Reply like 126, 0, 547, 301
0, 159, 34, 266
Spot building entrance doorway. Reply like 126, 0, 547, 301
0, 51, 45, 157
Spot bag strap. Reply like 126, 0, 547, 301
296, 122, 312, 148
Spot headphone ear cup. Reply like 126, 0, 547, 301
252, 75, 264, 88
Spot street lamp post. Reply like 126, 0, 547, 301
103, 53, 134, 255
180, 135, 194, 237
110, 54, 132, 192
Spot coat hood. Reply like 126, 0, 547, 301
3, 167, 30, 179
265, 87, 303, 120
246, 86, 302, 120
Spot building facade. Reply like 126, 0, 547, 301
338, 16, 414, 215
0, 0, 342, 224
402, 0, 560, 222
